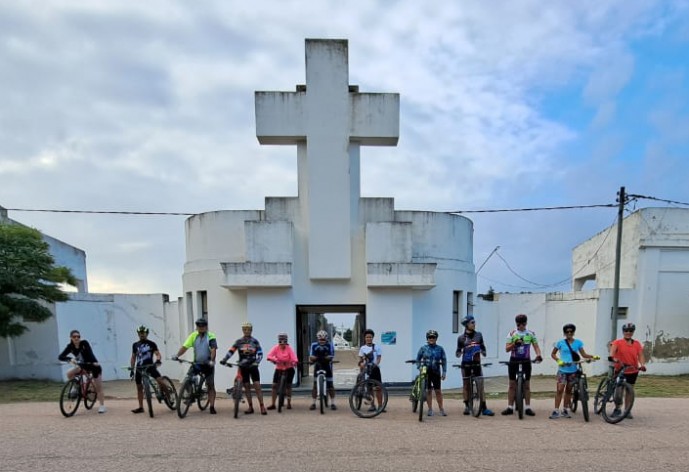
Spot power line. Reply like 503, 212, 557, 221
447, 203, 616, 214
5, 208, 195, 216
627, 194, 689, 207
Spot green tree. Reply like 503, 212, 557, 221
343, 328, 352, 342
0, 223, 77, 338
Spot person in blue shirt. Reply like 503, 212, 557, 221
416, 329, 448, 417
309, 330, 337, 410
549, 323, 596, 419
455, 315, 494, 416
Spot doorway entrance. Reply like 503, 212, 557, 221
296, 304, 365, 388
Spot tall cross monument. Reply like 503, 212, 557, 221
255, 39, 400, 279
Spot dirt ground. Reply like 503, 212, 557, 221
2, 395, 688, 472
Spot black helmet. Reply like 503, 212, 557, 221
563, 323, 576, 333
363, 329, 375, 337
622, 323, 636, 332
195, 318, 208, 327
461, 316, 475, 327
136, 325, 149, 334
426, 329, 439, 339
515, 314, 528, 324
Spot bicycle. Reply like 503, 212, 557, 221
562, 359, 597, 422
452, 362, 491, 418
59, 362, 97, 417
176, 359, 211, 418
311, 359, 338, 414
406, 357, 440, 422
124, 364, 178, 418
594, 361, 637, 424
349, 360, 388, 418
500, 359, 536, 420
272, 361, 296, 413
220, 361, 245, 418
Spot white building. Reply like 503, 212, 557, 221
182, 39, 476, 390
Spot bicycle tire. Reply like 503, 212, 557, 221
59, 379, 81, 417
418, 376, 427, 422
197, 377, 209, 411
601, 382, 634, 424
161, 376, 178, 410
233, 377, 242, 419
570, 384, 579, 413
177, 379, 194, 419
318, 374, 326, 414
83, 380, 97, 410
349, 379, 387, 418
277, 373, 287, 413
580, 377, 589, 422
471, 377, 481, 418
516, 375, 524, 420
143, 376, 154, 418
593, 377, 609, 415
410, 375, 419, 413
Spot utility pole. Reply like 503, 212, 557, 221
476, 245, 500, 275
611, 186, 626, 343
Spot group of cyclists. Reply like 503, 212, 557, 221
59, 313, 647, 419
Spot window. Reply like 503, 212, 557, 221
198, 291, 208, 320
467, 292, 474, 317
186, 292, 193, 326
452, 291, 462, 333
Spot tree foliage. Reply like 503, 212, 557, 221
0, 223, 77, 338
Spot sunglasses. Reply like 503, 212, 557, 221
71, 335, 81, 339
623, 329, 635, 333
427, 336, 437, 339
278, 340, 287, 344
564, 330, 574, 334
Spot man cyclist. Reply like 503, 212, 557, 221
220, 322, 267, 415
58, 329, 107, 413
549, 323, 597, 419
172, 318, 218, 415
358, 328, 384, 412
416, 329, 448, 417
502, 314, 542, 416
455, 315, 494, 416
309, 330, 337, 411
609, 322, 646, 419
130, 325, 170, 414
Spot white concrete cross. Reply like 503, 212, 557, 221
255, 39, 399, 279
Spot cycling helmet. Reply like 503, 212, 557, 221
515, 314, 528, 324
622, 322, 636, 332
461, 316, 475, 327
563, 323, 576, 333
316, 330, 329, 340
136, 325, 149, 334
363, 329, 375, 337
277, 332, 288, 342
241, 322, 253, 330
426, 329, 439, 339
195, 318, 208, 327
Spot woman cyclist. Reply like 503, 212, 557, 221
266, 332, 298, 410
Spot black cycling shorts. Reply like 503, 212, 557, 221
272, 368, 295, 384
508, 360, 532, 381
134, 365, 161, 385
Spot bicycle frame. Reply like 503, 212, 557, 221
349, 360, 388, 419
453, 362, 491, 418
500, 359, 533, 420
59, 363, 97, 417
597, 363, 636, 424
176, 359, 210, 418
406, 358, 430, 422
221, 361, 244, 418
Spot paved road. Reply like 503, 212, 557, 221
2, 396, 688, 472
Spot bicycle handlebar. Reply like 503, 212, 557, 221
452, 362, 492, 368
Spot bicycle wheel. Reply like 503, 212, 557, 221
516, 375, 524, 420
277, 373, 287, 413
83, 380, 97, 410
580, 377, 590, 422
410, 376, 419, 413
197, 378, 209, 411
233, 378, 242, 419
177, 379, 194, 419
570, 384, 579, 413
601, 382, 634, 424
160, 376, 178, 410
594, 377, 609, 415
318, 374, 327, 414
349, 379, 387, 418
418, 376, 427, 422
470, 377, 482, 418
59, 379, 81, 417
143, 376, 154, 418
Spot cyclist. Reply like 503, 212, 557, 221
609, 322, 647, 419
220, 322, 267, 415
358, 328, 384, 412
172, 318, 218, 415
549, 323, 597, 419
58, 329, 107, 413
309, 330, 337, 411
502, 314, 543, 416
130, 325, 169, 414
265, 332, 298, 410
455, 315, 494, 416
416, 329, 448, 417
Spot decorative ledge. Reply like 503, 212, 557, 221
366, 263, 436, 289
221, 262, 292, 289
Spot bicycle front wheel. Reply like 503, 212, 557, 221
277, 373, 287, 413
83, 380, 97, 410
470, 377, 482, 418
318, 374, 327, 414
601, 382, 634, 424
418, 377, 427, 422
594, 378, 609, 415
143, 376, 154, 418
160, 376, 178, 410
580, 377, 589, 422
410, 376, 419, 413
59, 379, 81, 417
197, 379, 209, 411
177, 379, 194, 419
233, 378, 242, 419
570, 383, 579, 413
516, 375, 524, 420
349, 379, 387, 419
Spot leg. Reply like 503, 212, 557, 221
554, 381, 565, 409
269, 383, 277, 408
243, 382, 254, 412
507, 379, 516, 405
524, 380, 531, 405
136, 382, 144, 409
563, 383, 573, 410
436, 389, 445, 411
92, 376, 105, 406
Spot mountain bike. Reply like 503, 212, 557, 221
272, 361, 295, 413
59, 362, 97, 417
500, 359, 535, 420
453, 362, 491, 418
311, 359, 338, 414
176, 359, 211, 418
594, 361, 637, 424
564, 359, 596, 422
124, 364, 178, 418
406, 358, 437, 422
349, 360, 388, 418
221, 361, 245, 418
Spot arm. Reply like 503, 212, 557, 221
266, 345, 279, 363
58, 344, 72, 362
455, 335, 464, 358
578, 347, 594, 360
479, 337, 487, 357
550, 346, 559, 362
609, 341, 618, 362
255, 341, 263, 364
638, 344, 646, 370
441, 348, 447, 378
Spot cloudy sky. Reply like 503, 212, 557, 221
2, 0, 689, 296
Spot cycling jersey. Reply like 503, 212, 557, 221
182, 331, 218, 363
553, 338, 584, 374
228, 336, 263, 365
456, 330, 486, 364
506, 328, 538, 361
416, 343, 447, 376
132, 339, 159, 367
